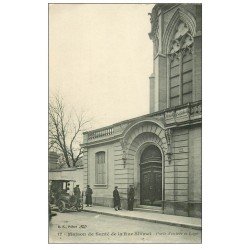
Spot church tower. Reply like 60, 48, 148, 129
148, 4, 201, 113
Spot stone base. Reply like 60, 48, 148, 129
164, 201, 175, 215
164, 201, 201, 218
188, 202, 202, 218
92, 197, 113, 208
92, 197, 129, 210
92, 197, 201, 218
174, 202, 189, 216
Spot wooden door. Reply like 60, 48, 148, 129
140, 165, 162, 206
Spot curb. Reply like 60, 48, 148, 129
82, 209, 201, 230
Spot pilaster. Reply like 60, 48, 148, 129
149, 73, 155, 113
154, 53, 167, 111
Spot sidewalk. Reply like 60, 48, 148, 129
82, 205, 201, 230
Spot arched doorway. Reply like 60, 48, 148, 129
140, 145, 162, 207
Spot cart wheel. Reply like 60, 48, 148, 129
58, 200, 66, 213
76, 205, 82, 211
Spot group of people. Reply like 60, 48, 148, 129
76, 184, 135, 211
73, 184, 93, 207
113, 185, 135, 211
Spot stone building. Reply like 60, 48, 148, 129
81, 3, 202, 217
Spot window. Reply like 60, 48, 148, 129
169, 22, 193, 107
95, 151, 106, 184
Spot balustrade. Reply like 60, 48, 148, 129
85, 101, 201, 142
88, 126, 114, 140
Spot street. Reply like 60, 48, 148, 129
49, 211, 201, 243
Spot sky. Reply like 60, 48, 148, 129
49, 4, 154, 130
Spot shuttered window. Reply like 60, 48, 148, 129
95, 152, 106, 184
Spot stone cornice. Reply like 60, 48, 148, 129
49, 167, 84, 172
81, 101, 202, 148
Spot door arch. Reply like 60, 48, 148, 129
140, 145, 162, 206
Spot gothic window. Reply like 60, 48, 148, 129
169, 22, 194, 106
95, 151, 106, 184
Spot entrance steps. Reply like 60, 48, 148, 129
134, 205, 162, 214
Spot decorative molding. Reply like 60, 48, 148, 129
165, 101, 201, 125
191, 103, 202, 116
176, 107, 190, 118
168, 22, 194, 56
169, 50, 181, 61
82, 102, 201, 147
165, 128, 172, 145
148, 8, 159, 39
120, 138, 128, 168
162, 7, 196, 54
165, 128, 173, 164
165, 111, 175, 119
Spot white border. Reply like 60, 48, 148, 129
2, 0, 250, 250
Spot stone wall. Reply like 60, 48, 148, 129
164, 125, 201, 217
173, 128, 189, 202
85, 121, 201, 217
87, 143, 115, 204
164, 127, 190, 216
188, 125, 201, 217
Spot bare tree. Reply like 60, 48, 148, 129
49, 94, 90, 168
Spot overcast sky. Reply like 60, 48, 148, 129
49, 4, 154, 130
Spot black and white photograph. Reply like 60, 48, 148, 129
3, 0, 250, 249
48, 3, 202, 244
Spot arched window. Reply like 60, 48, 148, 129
168, 22, 193, 107
95, 151, 106, 184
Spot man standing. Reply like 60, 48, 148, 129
85, 185, 93, 207
113, 186, 121, 211
127, 185, 135, 211
74, 184, 81, 208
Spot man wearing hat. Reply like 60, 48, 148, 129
127, 184, 135, 211
74, 184, 81, 207
85, 185, 93, 207
113, 186, 121, 211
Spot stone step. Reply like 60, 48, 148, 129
137, 205, 162, 210
134, 205, 163, 214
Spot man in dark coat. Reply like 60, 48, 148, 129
74, 184, 81, 207
85, 185, 93, 207
127, 185, 135, 211
74, 185, 81, 197
113, 186, 121, 211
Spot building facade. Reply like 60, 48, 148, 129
81, 3, 202, 217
